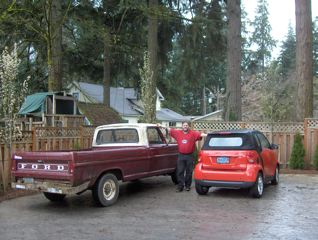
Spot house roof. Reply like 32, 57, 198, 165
192, 110, 223, 121
77, 102, 122, 126
75, 82, 140, 116
72, 81, 187, 122
156, 108, 190, 122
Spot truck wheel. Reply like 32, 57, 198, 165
271, 165, 279, 185
195, 182, 209, 195
43, 192, 66, 202
92, 173, 119, 207
170, 171, 178, 185
249, 173, 264, 198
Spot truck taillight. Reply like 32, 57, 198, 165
11, 159, 16, 171
69, 161, 74, 173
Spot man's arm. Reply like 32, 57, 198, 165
201, 132, 207, 137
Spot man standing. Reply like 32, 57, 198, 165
160, 122, 206, 192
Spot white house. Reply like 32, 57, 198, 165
68, 81, 189, 126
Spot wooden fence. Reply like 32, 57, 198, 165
1, 119, 318, 192
193, 118, 318, 168
0, 126, 95, 192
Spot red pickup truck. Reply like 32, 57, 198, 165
11, 123, 178, 206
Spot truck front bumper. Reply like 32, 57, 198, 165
11, 179, 90, 195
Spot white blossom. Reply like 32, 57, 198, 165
0, 44, 30, 143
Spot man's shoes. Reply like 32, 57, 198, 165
176, 187, 183, 192
185, 187, 190, 191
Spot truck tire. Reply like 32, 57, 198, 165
92, 173, 119, 207
43, 192, 66, 202
249, 173, 264, 198
170, 171, 178, 185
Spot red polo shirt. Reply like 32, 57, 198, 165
170, 129, 202, 154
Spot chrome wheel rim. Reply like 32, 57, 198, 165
103, 179, 116, 200
275, 167, 279, 183
257, 176, 264, 195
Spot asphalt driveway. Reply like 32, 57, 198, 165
0, 174, 318, 240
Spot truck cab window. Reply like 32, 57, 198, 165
147, 127, 164, 144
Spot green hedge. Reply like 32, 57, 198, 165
289, 133, 305, 169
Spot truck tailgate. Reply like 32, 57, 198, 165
11, 151, 74, 183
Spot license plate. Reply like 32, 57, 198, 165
216, 157, 229, 164
23, 178, 34, 184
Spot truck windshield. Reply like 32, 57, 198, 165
96, 128, 139, 144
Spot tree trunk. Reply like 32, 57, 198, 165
295, 0, 313, 121
48, 0, 63, 92
103, 27, 111, 107
226, 0, 242, 121
144, 0, 158, 123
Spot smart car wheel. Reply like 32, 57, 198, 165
43, 192, 66, 202
92, 173, 119, 207
249, 173, 264, 198
271, 165, 279, 185
195, 182, 209, 195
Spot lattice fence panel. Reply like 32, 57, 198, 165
0, 129, 33, 143
194, 121, 304, 133
82, 126, 95, 137
306, 119, 318, 128
245, 122, 304, 133
35, 127, 81, 139
193, 121, 244, 131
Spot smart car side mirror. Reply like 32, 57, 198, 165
270, 144, 278, 150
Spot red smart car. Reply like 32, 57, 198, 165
194, 130, 279, 198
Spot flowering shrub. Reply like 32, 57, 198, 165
0, 45, 29, 144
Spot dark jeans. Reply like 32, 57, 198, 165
177, 153, 194, 189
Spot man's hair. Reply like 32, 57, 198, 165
182, 121, 190, 125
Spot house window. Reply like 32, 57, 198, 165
169, 122, 176, 127
72, 92, 79, 100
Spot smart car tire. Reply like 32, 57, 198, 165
271, 165, 279, 185
249, 173, 264, 198
195, 182, 209, 195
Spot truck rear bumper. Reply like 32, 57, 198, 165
11, 180, 90, 195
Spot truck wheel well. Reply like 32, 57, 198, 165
97, 169, 123, 183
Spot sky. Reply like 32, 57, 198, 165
242, 0, 318, 57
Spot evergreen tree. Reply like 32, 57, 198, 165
313, 144, 318, 170
249, 0, 276, 74
289, 133, 305, 169
313, 17, 318, 78
278, 23, 296, 77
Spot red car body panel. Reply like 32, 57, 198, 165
194, 130, 279, 191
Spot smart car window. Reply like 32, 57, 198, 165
202, 133, 255, 150
256, 133, 271, 149
209, 137, 243, 147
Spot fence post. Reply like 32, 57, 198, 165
32, 127, 36, 151
80, 126, 84, 149
303, 118, 310, 168
0, 144, 5, 193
